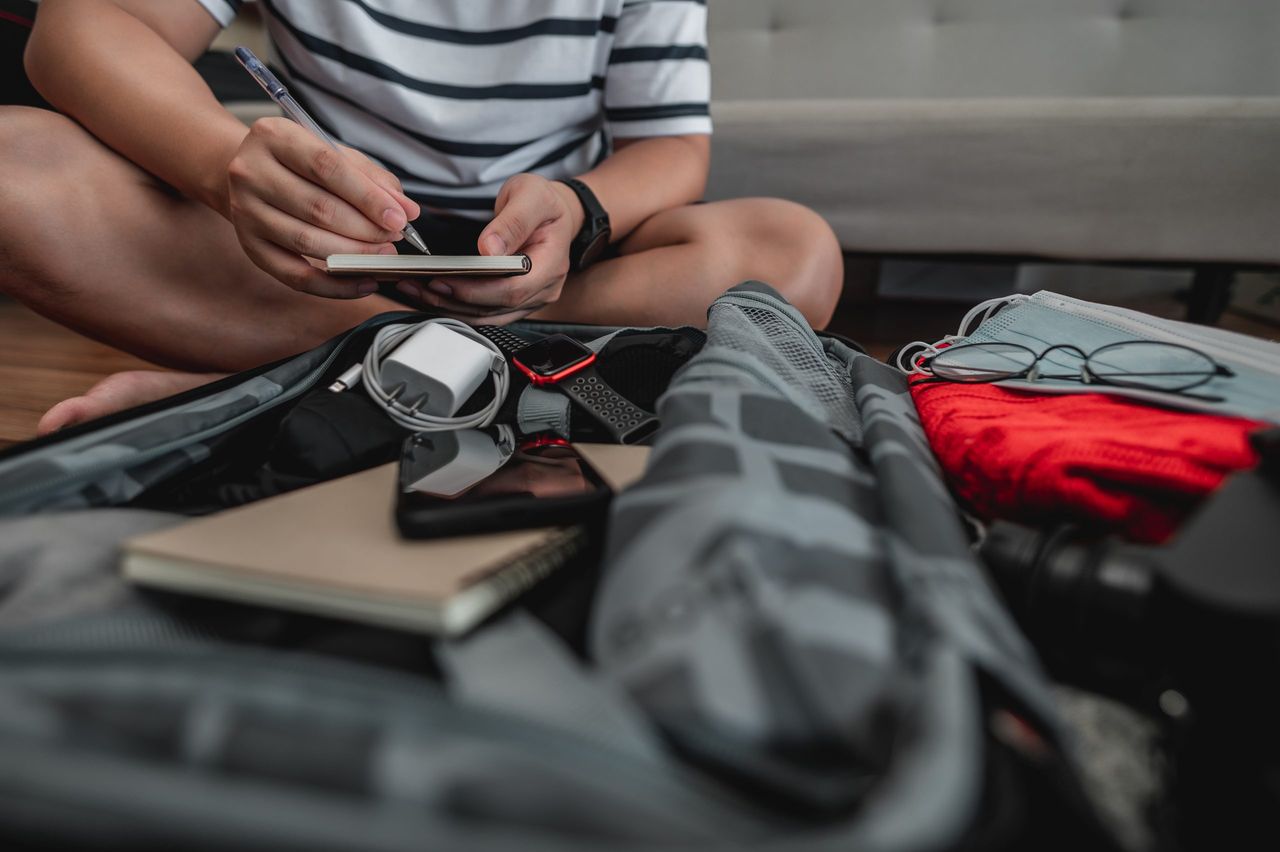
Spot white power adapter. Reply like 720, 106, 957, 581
379, 322, 495, 417
330, 318, 511, 431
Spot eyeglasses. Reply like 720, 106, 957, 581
918, 341, 1235, 399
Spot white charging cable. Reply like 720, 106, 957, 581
329, 318, 509, 431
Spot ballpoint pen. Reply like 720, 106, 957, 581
233, 46, 431, 255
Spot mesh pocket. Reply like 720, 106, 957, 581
707, 301, 861, 442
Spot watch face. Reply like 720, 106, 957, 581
579, 228, 611, 269
512, 334, 596, 384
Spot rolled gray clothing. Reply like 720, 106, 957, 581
591, 281, 1060, 847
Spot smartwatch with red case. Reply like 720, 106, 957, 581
511, 334, 659, 445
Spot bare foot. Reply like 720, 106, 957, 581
38, 370, 226, 436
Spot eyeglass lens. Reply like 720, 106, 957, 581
1085, 342, 1218, 391
930, 341, 1218, 391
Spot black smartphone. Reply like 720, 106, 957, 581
395, 429, 612, 539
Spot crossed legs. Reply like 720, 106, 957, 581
0, 106, 844, 432
0, 107, 394, 373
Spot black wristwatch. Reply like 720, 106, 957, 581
511, 334, 659, 445
558, 178, 612, 272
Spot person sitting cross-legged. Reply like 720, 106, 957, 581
0, 0, 843, 434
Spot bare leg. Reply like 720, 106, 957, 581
535, 198, 844, 329
0, 107, 399, 373
0, 106, 409, 434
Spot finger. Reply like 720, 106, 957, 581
244, 238, 379, 299
479, 175, 555, 256
247, 198, 398, 260
397, 293, 510, 323
440, 240, 561, 308
268, 129, 410, 234
393, 280, 428, 307
400, 281, 514, 318
426, 278, 531, 311
344, 150, 422, 220
251, 157, 403, 244
422, 292, 506, 318
368, 173, 422, 222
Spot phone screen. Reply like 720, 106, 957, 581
512, 335, 594, 377
396, 430, 611, 538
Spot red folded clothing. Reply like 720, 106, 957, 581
908, 379, 1262, 543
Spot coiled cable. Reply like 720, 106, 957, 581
334, 318, 509, 431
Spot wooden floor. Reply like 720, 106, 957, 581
0, 302, 164, 450
1, 290, 1275, 452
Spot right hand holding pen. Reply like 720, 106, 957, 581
224, 117, 421, 298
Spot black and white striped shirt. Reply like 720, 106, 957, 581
198, 1, 711, 218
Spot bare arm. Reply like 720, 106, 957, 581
475, 134, 709, 257
566, 134, 709, 244
25, 0, 245, 212
419, 134, 709, 322
24, 0, 420, 298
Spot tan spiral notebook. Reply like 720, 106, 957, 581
121, 444, 648, 637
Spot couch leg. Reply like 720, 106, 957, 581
1186, 267, 1235, 325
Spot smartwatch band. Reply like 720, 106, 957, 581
558, 178, 611, 272
486, 327, 660, 444
560, 364, 659, 445
474, 325, 533, 358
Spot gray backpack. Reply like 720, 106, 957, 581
0, 284, 1117, 850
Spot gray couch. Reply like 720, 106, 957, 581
704, 0, 1280, 317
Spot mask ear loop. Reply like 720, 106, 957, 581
894, 294, 1030, 375
957, 294, 1030, 337
895, 341, 942, 374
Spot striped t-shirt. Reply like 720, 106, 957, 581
198, 1, 712, 218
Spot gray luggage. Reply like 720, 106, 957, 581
0, 285, 1117, 850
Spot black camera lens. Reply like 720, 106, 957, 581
981, 523, 1159, 694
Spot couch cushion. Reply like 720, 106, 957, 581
705, 1, 1280, 263
706, 96, 1280, 264
708, 0, 1280, 100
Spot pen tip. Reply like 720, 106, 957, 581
403, 227, 430, 255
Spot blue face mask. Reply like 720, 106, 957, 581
900, 291, 1280, 424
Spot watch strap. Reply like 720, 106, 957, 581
516, 386, 572, 439
558, 178, 611, 272
559, 364, 659, 445
474, 325, 532, 358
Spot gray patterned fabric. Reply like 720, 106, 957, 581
592, 282, 1058, 846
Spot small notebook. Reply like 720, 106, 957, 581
121, 444, 648, 636
325, 254, 531, 278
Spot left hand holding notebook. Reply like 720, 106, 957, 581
395, 173, 581, 324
